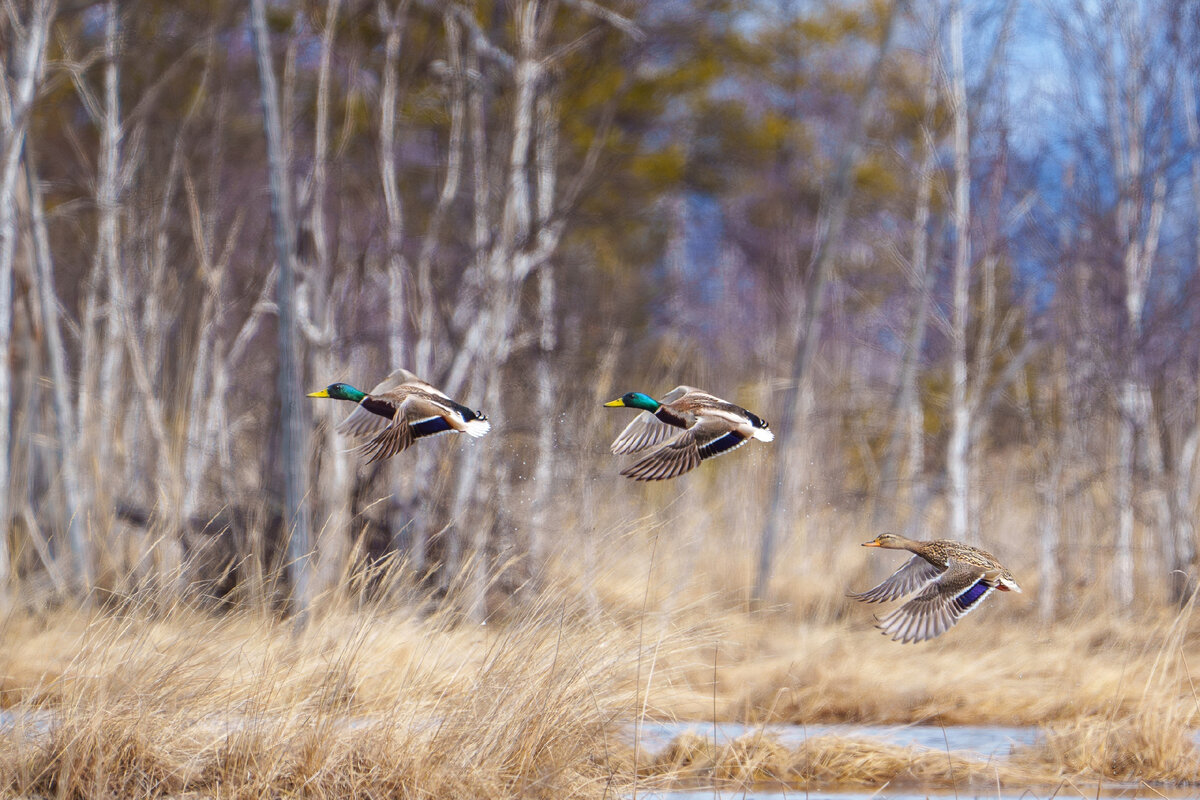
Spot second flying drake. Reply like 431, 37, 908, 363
308, 369, 490, 463
604, 386, 773, 481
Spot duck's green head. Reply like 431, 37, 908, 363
307, 382, 367, 403
604, 391, 660, 413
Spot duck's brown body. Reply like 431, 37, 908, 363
849, 533, 1020, 643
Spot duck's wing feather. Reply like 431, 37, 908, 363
370, 369, 422, 394
331, 371, 421, 440
336, 395, 399, 439
611, 413, 680, 455
875, 562, 994, 644
359, 421, 415, 463
620, 418, 749, 481
398, 394, 463, 428
662, 386, 699, 402
376, 369, 456, 401
356, 395, 462, 463
847, 554, 945, 604
609, 386, 698, 455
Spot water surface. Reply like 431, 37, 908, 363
634, 790, 1186, 800
632, 721, 1039, 759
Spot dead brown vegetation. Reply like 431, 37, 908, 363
2, 540, 1200, 799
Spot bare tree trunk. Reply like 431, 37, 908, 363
1173, 76, 1200, 604
412, 12, 465, 379
0, 0, 54, 600
378, 1, 412, 373
1114, 383, 1137, 606
24, 152, 90, 591
459, 0, 542, 621
753, 0, 903, 602
1016, 345, 1065, 623
307, 0, 350, 599
527, 80, 559, 583
180, 180, 245, 523
945, 0, 973, 545
1102, 2, 1166, 609
376, 1, 417, 580
96, 1, 126, 516
876, 75, 935, 529
529, 263, 557, 580
250, 0, 312, 618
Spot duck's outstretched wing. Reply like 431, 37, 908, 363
337, 370, 469, 443
370, 369, 424, 394
356, 395, 471, 463
875, 562, 994, 644
336, 395, 398, 439
847, 555, 944, 604
609, 386, 694, 455
611, 413, 680, 455
619, 417, 751, 481
331, 371, 420, 440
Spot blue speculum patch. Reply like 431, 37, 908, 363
957, 581, 990, 608
411, 417, 453, 437
699, 432, 743, 458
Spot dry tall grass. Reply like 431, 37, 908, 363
3, 486, 1200, 797
0, 581, 656, 799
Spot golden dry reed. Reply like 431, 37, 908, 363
3, 508, 1200, 798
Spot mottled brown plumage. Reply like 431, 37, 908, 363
849, 533, 1021, 643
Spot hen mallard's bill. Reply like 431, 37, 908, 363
849, 533, 1021, 644
603, 386, 773, 481
308, 369, 490, 463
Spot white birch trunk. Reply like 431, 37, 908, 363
946, 0, 972, 544
1115, 381, 1137, 606
753, 0, 901, 601
461, 1, 541, 621
24, 154, 91, 591
0, 0, 54, 597
1036, 446, 1063, 622
250, 0, 312, 617
308, 0, 351, 598
877, 76, 935, 528
376, 2, 418, 584
528, 86, 558, 581
1175, 425, 1199, 603
1174, 77, 1200, 603
180, 179, 218, 521
378, 2, 409, 372
1107, 5, 1164, 607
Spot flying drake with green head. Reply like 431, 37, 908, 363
308, 369, 489, 463
603, 386, 773, 481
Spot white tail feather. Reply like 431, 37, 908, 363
464, 419, 491, 438
753, 428, 775, 442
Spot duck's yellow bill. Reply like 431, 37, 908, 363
603, 398, 625, 407
307, 389, 331, 398
861, 540, 881, 547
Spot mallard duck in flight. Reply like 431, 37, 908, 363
849, 533, 1021, 643
308, 369, 490, 463
603, 386, 773, 480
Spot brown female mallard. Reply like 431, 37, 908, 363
849, 533, 1021, 643
603, 387, 773, 480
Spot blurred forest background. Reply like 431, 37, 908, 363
2, 0, 1199, 625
